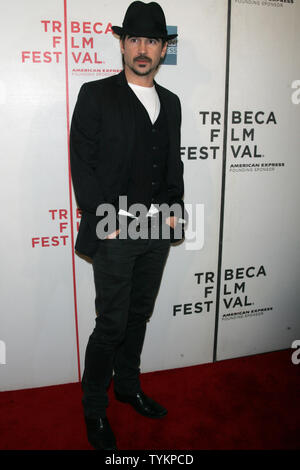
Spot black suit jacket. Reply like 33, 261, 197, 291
70, 70, 185, 257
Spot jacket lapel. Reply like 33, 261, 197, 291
113, 71, 136, 171
155, 82, 177, 138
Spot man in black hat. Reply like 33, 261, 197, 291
70, 1, 185, 450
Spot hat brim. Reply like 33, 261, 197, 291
112, 25, 177, 40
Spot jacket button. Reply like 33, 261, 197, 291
153, 164, 158, 168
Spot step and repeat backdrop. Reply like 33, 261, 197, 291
0, 0, 299, 391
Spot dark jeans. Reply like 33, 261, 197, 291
82, 229, 171, 418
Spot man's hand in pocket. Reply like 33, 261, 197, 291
165, 216, 178, 229
105, 229, 120, 239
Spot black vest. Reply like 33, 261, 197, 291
125, 86, 170, 214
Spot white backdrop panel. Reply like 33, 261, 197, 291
0, 0, 78, 390
1, 0, 298, 392
216, 0, 300, 360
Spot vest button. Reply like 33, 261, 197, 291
152, 146, 157, 150
153, 164, 158, 168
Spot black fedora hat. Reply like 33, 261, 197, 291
112, 1, 177, 41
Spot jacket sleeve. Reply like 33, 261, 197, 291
70, 83, 105, 214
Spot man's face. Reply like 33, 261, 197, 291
120, 36, 168, 77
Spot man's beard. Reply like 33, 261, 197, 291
129, 63, 157, 76
126, 55, 160, 76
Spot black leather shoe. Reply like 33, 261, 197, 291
84, 416, 117, 450
115, 390, 167, 418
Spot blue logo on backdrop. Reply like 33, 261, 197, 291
162, 26, 177, 65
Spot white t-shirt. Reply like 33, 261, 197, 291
128, 82, 160, 124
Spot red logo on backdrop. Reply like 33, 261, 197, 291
31, 209, 81, 248
70, 21, 112, 65
21, 19, 113, 65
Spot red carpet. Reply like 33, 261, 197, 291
0, 349, 299, 450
